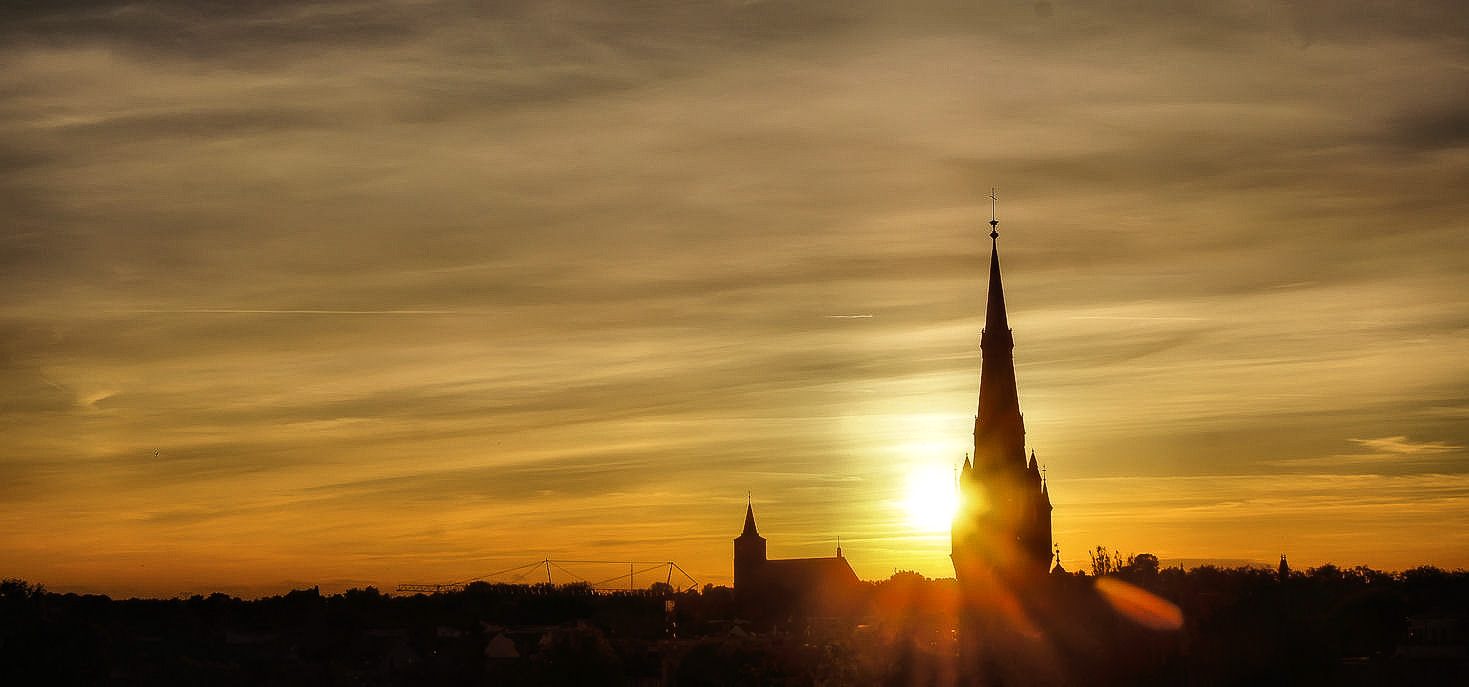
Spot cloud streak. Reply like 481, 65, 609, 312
1350, 436, 1463, 455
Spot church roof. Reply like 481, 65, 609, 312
762, 556, 860, 588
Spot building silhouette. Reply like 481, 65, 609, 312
729, 210, 1056, 640
950, 213, 1057, 677
733, 502, 861, 620
951, 214, 1054, 580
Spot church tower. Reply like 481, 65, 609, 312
733, 502, 767, 600
951, 203, 1054, 585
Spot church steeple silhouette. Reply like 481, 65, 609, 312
741, 501, 760, 537
732, 499, 859, 619
733, 501, 767, 605
952, 197, 1055, 583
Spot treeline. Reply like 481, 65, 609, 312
3, 562, 1466, 686
1051, 555, 1469, 685
0, 578, 726, 685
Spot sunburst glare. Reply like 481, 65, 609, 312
901, 465, 959, 533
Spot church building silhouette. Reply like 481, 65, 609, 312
950, 206, 1062, 682
732, 501, 860, 619
951, 210, 1055, 582
731, 206, 1057, 625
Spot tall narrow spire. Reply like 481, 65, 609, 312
974, 193, 1024, 470
983, 237, 1012, 347
982, 188, 1011, 347
742, 503, 760, 537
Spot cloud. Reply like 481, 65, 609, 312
1349, 436, 1463, 455
1281, 0, 1469, 47
1054, 472, 1469, 569
0, 1, 426, 62
1389, 104, 1469, 151
3, 0, 1469, 595
0, 324, 76, 414
0, 0, 856, 75
108, 309, 458, 315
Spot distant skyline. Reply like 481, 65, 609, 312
3, 1, 1467, 598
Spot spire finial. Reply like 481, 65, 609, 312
988, 187, 999, 239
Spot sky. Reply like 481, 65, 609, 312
2, 1, 1467, 599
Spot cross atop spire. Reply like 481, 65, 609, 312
988, 187, 999, 239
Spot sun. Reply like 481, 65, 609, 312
900, 465, 959, 533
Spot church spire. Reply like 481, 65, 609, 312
973, 191, 1025, 470
983, 198, 1011, 346
741, 502, 760, 537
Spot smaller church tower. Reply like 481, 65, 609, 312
733, 503, 767, 597
731, 503, 861, 622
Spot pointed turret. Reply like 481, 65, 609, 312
742, 503, 759, 537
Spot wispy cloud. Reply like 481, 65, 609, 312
107, 309, 460, 315
1350, 436, 1463, 455
3, 0, 1468, 596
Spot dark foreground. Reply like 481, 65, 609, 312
3, 563, 1466, 686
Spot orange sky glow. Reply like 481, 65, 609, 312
3, 1, 1468, 598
